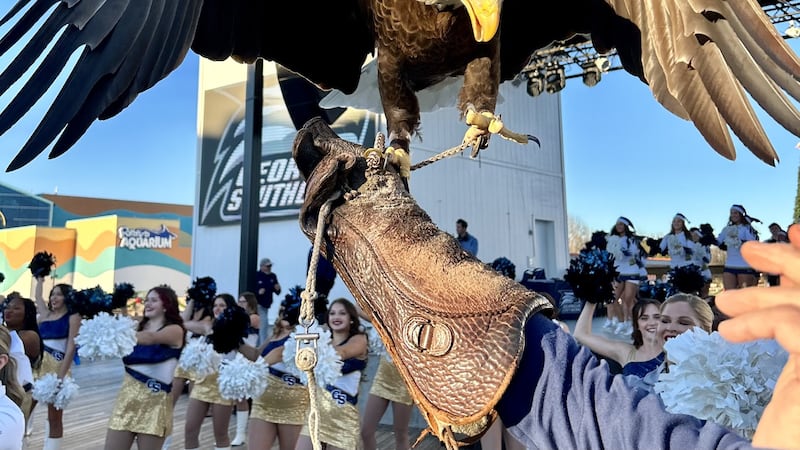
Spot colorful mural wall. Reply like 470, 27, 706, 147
0, 226, 76, 295
1, 191, 193, 299
68, 215, 190, 293
0, 216, 191, 299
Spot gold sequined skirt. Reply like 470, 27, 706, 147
251, 374, 309, 425
189, 372, 234, 406
107, 374, 172, 437
300, 384, 360, 450
34, 351, 63, 378
172, 361, 198, 382
370, 357, 413, 405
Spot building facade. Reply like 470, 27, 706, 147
191, 59, 570, 322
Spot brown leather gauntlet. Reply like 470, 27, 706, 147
293, 118, 552, 448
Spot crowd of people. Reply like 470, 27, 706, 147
596, 206, 786, 332
0, 211, 799, 450
0, 252, 417, 450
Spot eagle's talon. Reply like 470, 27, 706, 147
464, 109, 535, 146
382, 146, 411, 179
488, 118, 504, 134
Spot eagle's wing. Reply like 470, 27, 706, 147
0, 0, 373, 171
595, 0, 800, 164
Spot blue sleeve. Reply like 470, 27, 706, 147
496, 314, 752, 450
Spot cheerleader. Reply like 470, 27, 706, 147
295, 298, 368, 450
716, 204, 760, 290
0, 325, 25, 450
1, 295, 41, 432
229, 291, 260, 447
247, 292, 307, 450
689, 226, 714, 298
360, 353, 416, 450
104, 286, 185, 450
659, 213, 694, 268
170, 278, 215, 407
33, 276, 80, 450
183, 294, 253, 450
606, 217, 643, 336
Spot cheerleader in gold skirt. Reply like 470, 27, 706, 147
297, 299, 368, 450
170, 284, 214, 407
104, 286, 185, 450
184, 294, 255, 450
361, 354, 414, 450
248, 292, 308, 450
34, 277, 81, 450
229, 291, 261, 446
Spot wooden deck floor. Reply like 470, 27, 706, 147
22, 357, 445, 450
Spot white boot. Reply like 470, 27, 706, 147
24, 415, 34, 436
230, 410, 249, 446
43, 437, 62, 450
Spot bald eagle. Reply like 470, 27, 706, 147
0, 0, 798, 172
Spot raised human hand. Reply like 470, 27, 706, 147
715, 224, 800, 448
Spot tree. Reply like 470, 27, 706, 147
568, 214, 592, 255
794, 161, 800, 223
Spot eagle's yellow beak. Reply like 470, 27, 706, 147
461, 0, 500, 42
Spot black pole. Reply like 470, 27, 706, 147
239, 60, 263, 295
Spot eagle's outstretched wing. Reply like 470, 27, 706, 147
590, 0, 800, 164
0, 0, 373, 171
1, 0, 797, 170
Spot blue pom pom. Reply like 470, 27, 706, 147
564, 248, 619, 304
187, 276, 217, 307
491, 257, 516, 279
29, 251, 56, 277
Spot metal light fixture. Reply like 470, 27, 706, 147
526, 74, 545, 97
594, 56, 611, 72
786, 21, 800, 39
581, 63, 601, 87
544, 65, 566, 94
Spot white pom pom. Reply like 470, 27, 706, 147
366, 326, 386, 358
53, 376, 79, 410
32, 373, 60, 405
32, 374, 79, 410
218, 354, 270, 401
283, 324, 342, 388
75, 313, 138, 361
178, 337, 221, 380
655, 329, 788, 439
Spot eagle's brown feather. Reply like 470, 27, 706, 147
0, 0, 797, 170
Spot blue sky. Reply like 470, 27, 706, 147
1, 36, 799, 240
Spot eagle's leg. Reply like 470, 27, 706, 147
459, 56, 538, 157
459, 56, 500, 157
377, 54, 418, 182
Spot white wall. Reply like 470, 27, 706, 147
410, 81, 569, 279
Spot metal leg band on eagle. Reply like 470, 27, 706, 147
293, 118, 553, 448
